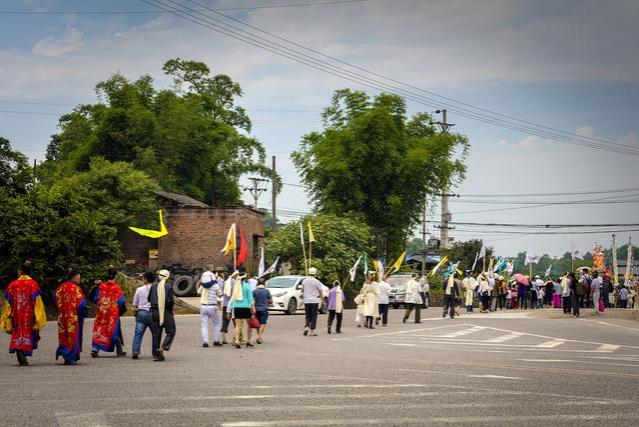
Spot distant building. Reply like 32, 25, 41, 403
118, 190, 264, 273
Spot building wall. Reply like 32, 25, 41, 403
120, 206, 265, 274
158, 206, 264, 273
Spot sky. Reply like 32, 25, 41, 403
1, 0, 638, 258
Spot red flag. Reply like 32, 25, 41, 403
237, 228, 248, 265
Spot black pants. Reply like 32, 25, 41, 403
378, 303, 389, 325
562, 296, 571, 313
305, 303, 319, 330
151, 308, 176, 355
328, 310, 342, 332
221, 305, 232, 333
572, 295, 583, 317
498, 294, 506, 310
404, 303, 421, 322
480, 293, 489, 311
442, 295, 455, 318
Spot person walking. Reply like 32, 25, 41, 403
227, 271, 255, 348
301, 267, 325, 336
498, 276, 508, 310
91, 268, 127, 358
252, 277, 272, 344
403, 274, 423, 323
442, 273, 460, 318
591, 271, 602, 310
361, 274, 379, 329
327, 280, 345, 334
198, 265, 223, 348
619, 285, 629, 308
376, 275, 391, 327
131, 270, 155, 360
55, 268, 87, 365
478, 274, 490, 313
462, 271, 476, 313
569, 272, 583, 317
2, 260, 47, 366
220, 271, 234, 344
149, 269, 176, 361
561, 274, 572, 314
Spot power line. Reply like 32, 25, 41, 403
151, 0, 639, 156
0, 0, 373, 15
429, 221, 639, 229
456, 187, 639, 198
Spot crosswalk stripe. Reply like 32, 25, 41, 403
535, 340, 566, 348
485, 333, 523, 343
595, 344, 621, 352
431, 326, 485, 338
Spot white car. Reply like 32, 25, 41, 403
266, 275, 329, 315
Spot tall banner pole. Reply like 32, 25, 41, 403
612, 234, 619, 286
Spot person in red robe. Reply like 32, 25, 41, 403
55, 268, 87, 365
1, 260, 46, 366
90, 268, 127, 358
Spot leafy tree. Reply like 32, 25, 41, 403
0, 137, 31, 191
44, 58, 274, 206
0, 159, 159, 288
265, 213, 372, 286
292, 89, 468, 258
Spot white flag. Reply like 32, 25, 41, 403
478, 243, 486, 260
571, 242, 583, 260
471, 251, 479, 271
505, 260, 514, 274
545, 264, 552, 278
625, 237, 632, 285
259, 257, 279, 278
258, 247, 265, 277
524, 251, 539, 266
349, 255, 363, 282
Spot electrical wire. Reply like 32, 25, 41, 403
149, 0, 639, 156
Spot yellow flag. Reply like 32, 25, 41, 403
307, 221, 316, 243
429, 255, 449, 277
389, 251, 406, 274
372, 259, 384, 279
129, 210, 169, 239
221, 223, 236, 255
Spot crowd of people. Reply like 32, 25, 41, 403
2, 258, 637, 366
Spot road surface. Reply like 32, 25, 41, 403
1, 308, 638, 426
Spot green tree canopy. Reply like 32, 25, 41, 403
264, 213, 372, 286
44, 58, 273, 205
0, 158, 159, 287
0, 137, 31, 191
292, 89, 468, 258
441, 239, 494, 273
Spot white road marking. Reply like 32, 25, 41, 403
431, 325, 485, 338
468, 374, 524, 380
535, 339, 566, 348
387, 343, 418, 347
332, 323, 473, 341
595, 344, 621, 352
485, 332, 523, 343
519, 359, 573, 362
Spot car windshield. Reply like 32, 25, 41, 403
387, 276, 410, 287
266, 277, 299, 289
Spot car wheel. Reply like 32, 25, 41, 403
319, 297, 328, 314
286, 298, 297, 315
172, 275, 195, 297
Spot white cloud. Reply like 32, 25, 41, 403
32, 27, 85, 57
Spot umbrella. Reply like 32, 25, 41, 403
513, 273, 530, 286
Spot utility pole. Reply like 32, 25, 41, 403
271, 156, 277, 231
435, 109, 454, 249
421, 202, 428, 276
243, 177, 268, 209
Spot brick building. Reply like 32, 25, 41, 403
119, 191, 265, 273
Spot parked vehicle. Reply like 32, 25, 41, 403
388, 274, 411, 309
266, 275, 329, 315
162, 263, 203, 297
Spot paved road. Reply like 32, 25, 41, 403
1, 308, 638, 426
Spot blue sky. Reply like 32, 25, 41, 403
1, 0, 638, 257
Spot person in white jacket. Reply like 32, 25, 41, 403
403, 274, 423, 324
197, 265, 223, 348
462, 270, 477, 313
376, 275, 392, 326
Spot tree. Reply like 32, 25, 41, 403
441, 239, 493, 272
0, 159, 159, 287
292, 89, 468, 258
0, 137, 31, 191
44, 58, 274, 206
264, 213, 372, 286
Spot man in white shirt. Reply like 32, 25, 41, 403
591, 271, 602, 309
301, 267, 325, 336
132, 270, 155, 360
376, 276, 391, 326
198, 265, 223, 348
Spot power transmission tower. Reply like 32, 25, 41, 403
244, 177, 269, 209
435, 109, 455, 249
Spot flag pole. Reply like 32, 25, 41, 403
233, 226, 237, 271
309, 240, 312, 269
300, 222, 308, 275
